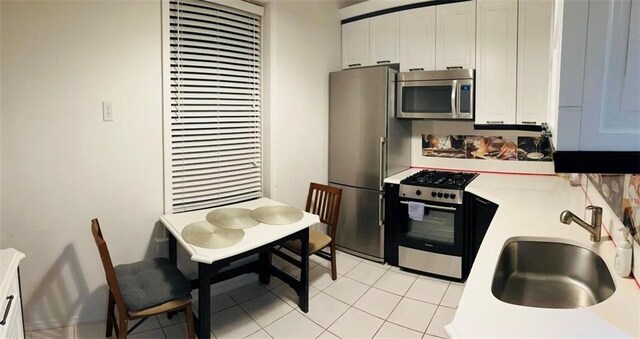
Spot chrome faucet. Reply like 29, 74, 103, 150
560, 206, 603, 242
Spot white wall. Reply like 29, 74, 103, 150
0, 0, 165, 329
263, 0, 342, 208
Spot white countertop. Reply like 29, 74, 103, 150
160, 198, 320, 264
385, 170, 640, 337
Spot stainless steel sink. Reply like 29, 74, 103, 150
491, 240, 615, 309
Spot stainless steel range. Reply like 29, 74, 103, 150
392, 170, 478, 281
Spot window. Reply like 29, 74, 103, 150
163, 0, 263, 213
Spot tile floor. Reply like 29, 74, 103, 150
27, 250, 463, 339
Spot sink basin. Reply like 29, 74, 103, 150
491, 240, 615, 309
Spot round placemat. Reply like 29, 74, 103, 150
181, 221, 244, 249
206, 208, 259, 229
250, 205, 304, 225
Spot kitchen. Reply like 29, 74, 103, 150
0, 0, 639, 338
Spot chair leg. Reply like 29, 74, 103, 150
117, 316, 128, 339
185, 302, 195, 339
330, 243, 337, 281
106, 291, 115, 337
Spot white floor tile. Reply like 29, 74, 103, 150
346, 262, 388, 286
161, 323, 199, 339
317, 330, 340, 339
240, 292, 294, 327
373, 270, 418, 296
244, 329, 273, 339
263, 276, 286, 290
361, 260, 391, 270
264, 309, 324, 338
425, 306, 456, 338
387, 298, 437, 332
328, 307, 384, 339
308, 265, 337, 290
271, 283, 320, 308
373, 322, 423, 339
128, 316, 161, 334
422, 334, 441, 339
157, 311, 186, 327
388, 266, 418, 277
405, 276, 449, 305
228, 281, 270, 304
440, 283, 464, 308
193, 292, 237, 314
300, 292, 350, 328
129, 328, 167, 339
321, 251, 361, 275
323, 276, 369, 305
210, 305, 261, 339
353, 288, 401, 319
75, 322, 107, 339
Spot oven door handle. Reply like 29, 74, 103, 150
399, 200, 457, 211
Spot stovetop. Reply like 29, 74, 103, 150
400, 170, 478, 189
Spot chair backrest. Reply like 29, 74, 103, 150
91, 219, 127, 315
305, 183, 342, 239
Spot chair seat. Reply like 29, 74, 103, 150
283, 230, 332, 255
114, 258, 191, 312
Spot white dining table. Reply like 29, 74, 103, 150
160, 197, 320, 337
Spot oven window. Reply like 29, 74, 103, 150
405, 208, 455, 246
402, 86, 452, 113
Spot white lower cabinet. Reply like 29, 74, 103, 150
435, 0, 476, 70
475, 0, 517, 125
0, 249, 25, 339
399, 7, 436, 72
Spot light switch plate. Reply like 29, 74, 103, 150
102, 101, 113, 121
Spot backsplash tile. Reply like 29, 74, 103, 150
586, 174, 639, 238
422, 134, 552, 162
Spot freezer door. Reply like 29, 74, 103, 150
329, 67, 389, 190
332, 183, 384, 260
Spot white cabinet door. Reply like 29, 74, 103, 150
436, 1, 476, 70
370, 13, 400, 66
578, 0, 640, 151
342, 19, 370, 69
516, 0, 553, 126
475, 0, 517, 125
400, 7, 436, 72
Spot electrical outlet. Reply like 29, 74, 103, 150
102, 101, 113, 121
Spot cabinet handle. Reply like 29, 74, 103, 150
348, 63, 361, 67
475, 197, 491, 205
0, 295, 14, 326
486, 120, 504, 124
376, 60, 391, 64
409, 68, 424, 71
521, 121, 537, 125
446, 66, 463, 70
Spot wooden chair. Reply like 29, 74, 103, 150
280, 183, 343, 280
91, 219, 195, 339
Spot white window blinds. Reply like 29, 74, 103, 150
166, 0, 262, 213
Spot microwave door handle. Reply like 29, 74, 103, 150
451, 80, 458, 118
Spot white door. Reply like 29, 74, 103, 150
475, 0, 517, 125
516, 0, 554, 126
436, 1, 476, 70
400, 7, 436, 72
578, 0, 640, 151
370, 13, 400, 66
342, 19, 370, 69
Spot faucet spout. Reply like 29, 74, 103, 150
559, 206, 602, 242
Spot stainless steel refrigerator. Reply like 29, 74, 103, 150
329, 66, 411, 262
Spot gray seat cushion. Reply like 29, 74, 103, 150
114, 258, 191, 312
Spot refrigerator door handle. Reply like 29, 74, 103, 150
379, 136, 386, 189
379, 194, 385, 227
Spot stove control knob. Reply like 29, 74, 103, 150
431, 191, 437, 197
416, 190, 422, 196
443, 193, 450, 199
450, 193, 457, 200
437, 192, 443, 198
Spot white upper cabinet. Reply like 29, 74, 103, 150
342, 19, 370, 69
370, 13, 400, 66
436, 1, 476, 70
516, 0, 553, 126
399, 7, 436, 72
475, 0, 517, 125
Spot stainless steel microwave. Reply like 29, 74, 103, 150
396, 69, 474, 120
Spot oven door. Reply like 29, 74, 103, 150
397, 80, 456, 119
397, 199, 464, 256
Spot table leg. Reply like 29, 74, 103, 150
258, 250, 271, 285
169, 233, 177, 265
197, 263, 212, 338
299, 228, 309, 313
